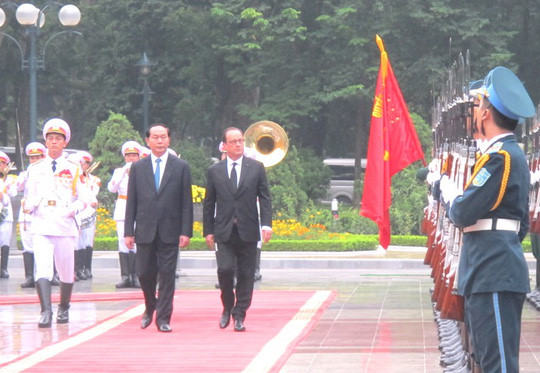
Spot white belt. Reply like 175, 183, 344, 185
463, 218, 520, 233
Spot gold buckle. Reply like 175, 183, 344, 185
47, 200, 56, 207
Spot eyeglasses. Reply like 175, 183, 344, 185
227, 139, 244, 145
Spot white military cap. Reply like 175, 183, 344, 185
78, 150, 93, 163
0, 151, 10, 163
42, 118, 71, 143
25, 142, 46, 156
121, 141, 141, 156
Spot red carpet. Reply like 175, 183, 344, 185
0, 290, 144, 305
1, 290, 335, 372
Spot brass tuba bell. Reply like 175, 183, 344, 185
244, 120, 289, 167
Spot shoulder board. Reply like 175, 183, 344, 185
486, 142, 503, 154
28, 158, 45, 168
67, 159, 79, 166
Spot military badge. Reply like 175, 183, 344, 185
472, 168, 491, 187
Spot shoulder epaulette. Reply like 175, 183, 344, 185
486, 142, 503, 154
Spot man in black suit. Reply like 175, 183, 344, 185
125, 124, 193, 333
203, 127, 272, 332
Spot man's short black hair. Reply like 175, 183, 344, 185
145, 123, 170, 138
222, 127, 243, 143
486, 99, 519, 131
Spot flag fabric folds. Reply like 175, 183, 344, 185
360, 35, 425, 249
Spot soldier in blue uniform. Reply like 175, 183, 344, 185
440, 66, 535, 372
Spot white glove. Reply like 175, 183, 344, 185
439, 175, 460, 206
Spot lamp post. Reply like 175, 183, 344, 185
136, 52, 155, 132
0, 2, 81, 142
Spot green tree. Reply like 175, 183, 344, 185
88, 112, 142, 211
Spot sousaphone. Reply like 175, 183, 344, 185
244, 121, 289, 167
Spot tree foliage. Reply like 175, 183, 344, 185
88, 111, 143, 210
2, 0, 540, 234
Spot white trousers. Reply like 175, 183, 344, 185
116, 221, 136, 253
0, 221, 12, 246
33, 235, 75, 284
78, 224, 96, 250
19, 222, 33, 253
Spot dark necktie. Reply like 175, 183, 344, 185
52, 160, 57, 173
154, 158, 161, 190
230, 162, 238, 192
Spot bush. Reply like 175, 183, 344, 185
93, 235, 379, 251
267, 146, 330, 218
89, 112, 143, 212
170, 139, 214, 187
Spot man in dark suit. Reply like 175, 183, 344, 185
203, 127, 272, 332
125, 124, 193, 333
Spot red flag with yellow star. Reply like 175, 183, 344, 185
360, 35, 425, 249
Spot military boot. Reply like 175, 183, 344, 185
128, 252, 140, 288
0, 245, 9, 278
75, 250, 87, 280
57, 282, 74, 324
20, 252, 35, 288
115, 252, 131, 288
35, 278, 53, 328
84, 246, 93, 279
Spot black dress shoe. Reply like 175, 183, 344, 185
38, 311, 53, 328
219, 309, 231, 329
158, 324, 172, 332
141, 313, 153, 329
234, 318, 245, 332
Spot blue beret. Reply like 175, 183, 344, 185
480, 66, 535, 121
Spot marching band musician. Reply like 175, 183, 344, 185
24, 118, 92, 328
0, 151, 17, 279
74, 151, 100, 280
108, 141, 141, 288
16, 142, 47, 288
439, 66, 535, 372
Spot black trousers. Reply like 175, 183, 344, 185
136, 236, 179, 327
465, 291, 525, 373
216, 225, 257, 321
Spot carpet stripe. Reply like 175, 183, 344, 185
0, 304, 145, 373
244, 290, 334, 372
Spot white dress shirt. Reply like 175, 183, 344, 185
151, 151, 169, 187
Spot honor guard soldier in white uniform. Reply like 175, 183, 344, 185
440, 66, 535, 372
74, 151, 100, 280
0, 151, 17, 279
24, 118, 91, 328
108, 141, 141, 288
16, 142, 47, 287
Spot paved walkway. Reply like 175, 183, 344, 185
1, 247, 540, 372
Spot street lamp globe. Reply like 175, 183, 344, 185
16, 3, 39, 26
59, 4, 81, 27
0, 9, 6, 28
137, 52, 154, 76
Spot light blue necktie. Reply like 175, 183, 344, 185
154, 158, 161, 190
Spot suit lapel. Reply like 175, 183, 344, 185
237, 158, 249, 193
219, 160, 236, 195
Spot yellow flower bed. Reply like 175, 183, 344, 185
192, 185, 206, 203
94, 207, 348, 240
96, 207, 117, 237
